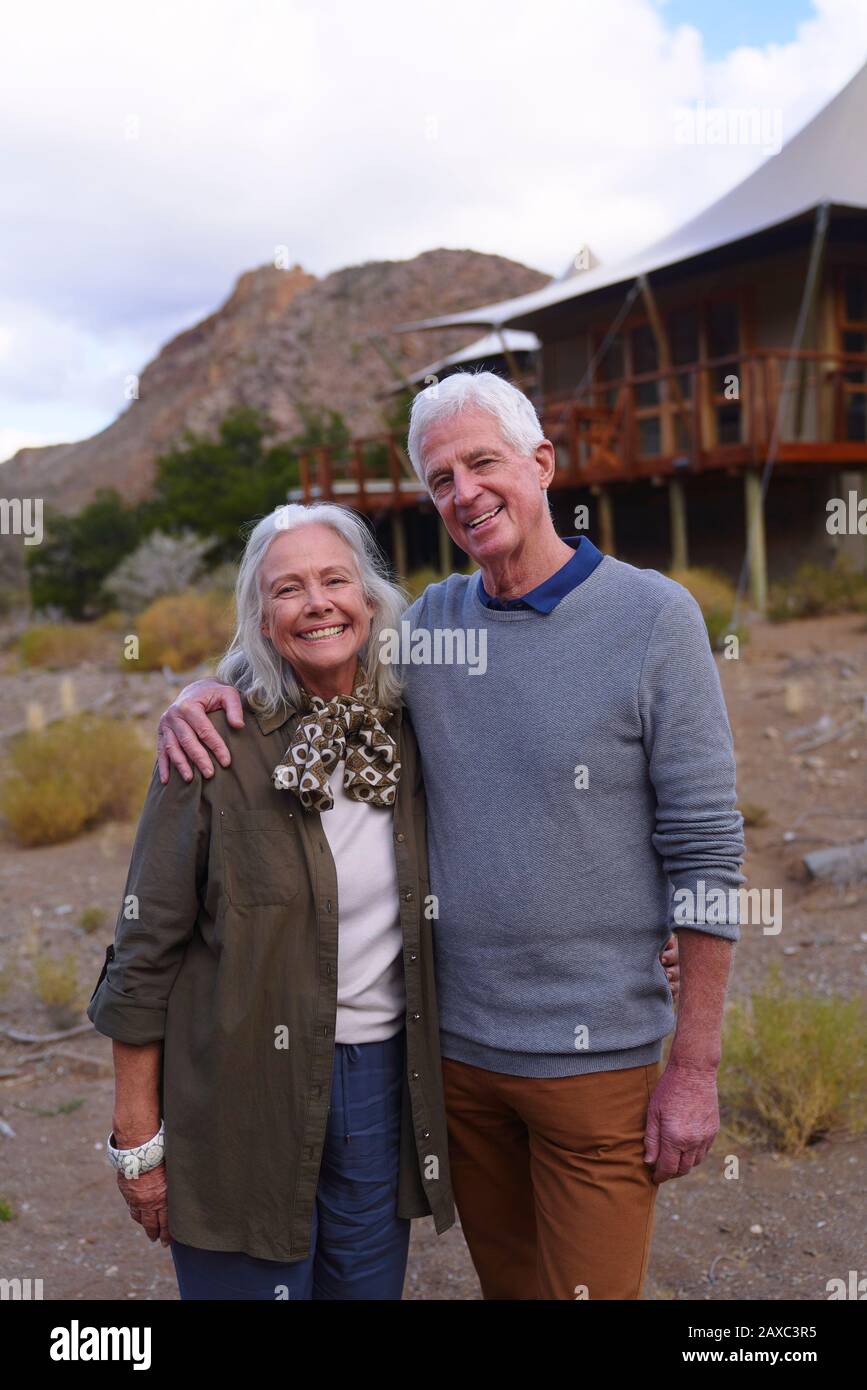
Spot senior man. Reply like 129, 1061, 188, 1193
155, 372, 745, 1301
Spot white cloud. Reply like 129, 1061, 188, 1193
1, 0, 866, 459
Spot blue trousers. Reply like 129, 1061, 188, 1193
171, 1027, 411, 1300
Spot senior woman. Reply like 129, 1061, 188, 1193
87, 501, 455, 1300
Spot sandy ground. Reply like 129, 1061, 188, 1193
1, 614, 865, 1301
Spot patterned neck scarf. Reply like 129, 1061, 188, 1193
272, 674, 400, 810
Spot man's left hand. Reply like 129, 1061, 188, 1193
643, 1060, 719, 1185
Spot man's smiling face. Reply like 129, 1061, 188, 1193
420, 406, 554, 567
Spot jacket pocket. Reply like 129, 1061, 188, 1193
220, 808, 305, 907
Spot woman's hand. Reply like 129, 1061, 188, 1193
116, 1163, 172, 1247
661, 933, 680, 1002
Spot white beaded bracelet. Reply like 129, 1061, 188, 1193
107, 1120, 166, 1180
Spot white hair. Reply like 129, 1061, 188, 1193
217, 503, 407, 714
407, 370, 545, 484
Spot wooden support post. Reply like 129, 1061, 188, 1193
668, 476, 688, 571
638, 273, 684, 456
596, 487, 616, 555
744, 470, 768, 613
438, 519, 452, 577
495, 328, 523, 384
391, 509, 408, 581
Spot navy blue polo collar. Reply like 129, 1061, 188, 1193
477, 536, 604, 613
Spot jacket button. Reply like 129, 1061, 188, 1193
422, 1129, 430, 1140
408, 952, 417, 963
410, 1070, 419, 1080
403, 890, 413, 902
326, 900, 333, 913
411, 1012, 420, 1022
395, 832, 405, 843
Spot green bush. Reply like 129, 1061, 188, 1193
26, 490, 149, 620
718, 965, 867, 1154
0, 713, 152, 847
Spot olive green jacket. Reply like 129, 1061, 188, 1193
87, 698, 455, 1262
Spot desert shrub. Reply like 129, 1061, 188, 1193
33, 952, 79, 1016
718, 965, 867, 1154
667, 566, 747, 649
123, 589, 235, 672
0, 713, 152, 847
78, 906, 108, 934
18, 622, 116, 669
767, 554, 867, 621
103, 530, 215, 614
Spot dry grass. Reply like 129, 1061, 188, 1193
33, 951, 80, 1024
18, 620, 118, 669
0, 713, 153, 847
768, 555, 867, 621
718, 965, 867, 1154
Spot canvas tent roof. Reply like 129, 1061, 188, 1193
394, 60, 867, 335
398, 328, 538, 387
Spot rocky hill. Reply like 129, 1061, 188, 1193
0, 249, 549, 514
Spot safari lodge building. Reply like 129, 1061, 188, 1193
291, 64, 867, 607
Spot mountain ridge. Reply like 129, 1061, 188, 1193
1, 248, 550, 514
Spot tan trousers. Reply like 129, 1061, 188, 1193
441, 1057, 661, 1300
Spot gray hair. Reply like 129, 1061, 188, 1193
217, 502, 407, 714
407, 370, 545, 484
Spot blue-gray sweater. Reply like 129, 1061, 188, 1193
400, 555, 745, 1077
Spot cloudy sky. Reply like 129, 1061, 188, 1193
2, 0, 866, 463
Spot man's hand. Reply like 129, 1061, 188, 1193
643, 1059, 720, 1185
157, 679, 243, 784
116, 1163, 172, 1246
660, 933, 679, 1001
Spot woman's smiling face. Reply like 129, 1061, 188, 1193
259, 524, 375, 698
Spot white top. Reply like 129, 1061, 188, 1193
320, 760, 406, 1044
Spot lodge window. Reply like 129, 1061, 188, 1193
595, 334, 625, 411
631, 323, 662, 456
669, 306, 699, 452
591, 298, 740, 458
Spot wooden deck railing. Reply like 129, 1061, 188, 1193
288, 348, 867, 509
